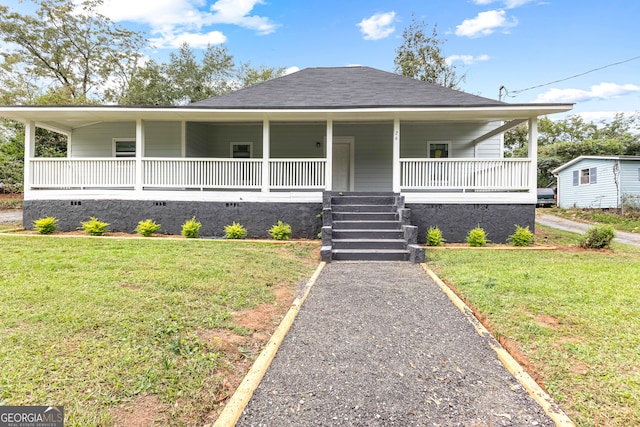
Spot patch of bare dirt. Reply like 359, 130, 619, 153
112, 394, 168, 427
534, 314, 559, 329
201, 283, 298, 423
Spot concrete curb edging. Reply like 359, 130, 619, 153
213, 262, 326, 427
421, 264, 576, 427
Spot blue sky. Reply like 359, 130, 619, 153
4, 0, 640, 121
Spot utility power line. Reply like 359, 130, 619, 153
499, 55, 640, 100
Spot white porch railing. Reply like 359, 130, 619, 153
30, 158, 135, 188
28, 158, 531, 193
143, 158, 263, 189
400, 158, 531, 190
269, 159, 326, 189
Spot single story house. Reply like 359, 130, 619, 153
552, 155, 640, 209
0, 66, 572, 260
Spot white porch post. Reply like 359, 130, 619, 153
528, 117, 538, 196
23, 120, 36, 195
262, 119, 270, 192
135, 119, 145, 192
325, 119, 333, 191
392, 118, 401, 193
180, 121, 186, 157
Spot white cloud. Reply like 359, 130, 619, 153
535, 82, 640, 103
445, 54, 490, 66
455, 10, 518, 37
284, 66, 300, 75
94, 0, 278, 49
150, 31, 227, 49
209, 0, 278, 34
471, 0, 536, 8
575, 111, 639, 123
357, 11, 397, 40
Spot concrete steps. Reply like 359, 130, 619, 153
321, 192, 424, 263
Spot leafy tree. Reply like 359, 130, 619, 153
0, 0, 146, 103
237, 63, 287, 88
114, 44, 286, 105
505, 113, 640, 187
394, 16, 464, 89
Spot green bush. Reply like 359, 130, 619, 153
181, 217, 202, 239
466, 226, 487, 247
268, 220, 292, 241
580, 225, 615, 249
80, 217, 109, 236
426, 226, 445, 246
33, 216, 58, 234
135, 219, 161, 237
508, 225, 534, 246
224, 222, 247, 239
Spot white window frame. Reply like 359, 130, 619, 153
580, 168, 591, 185
427, 141, 451, 158
230, 142, 253, 158
112, 138, 136, 157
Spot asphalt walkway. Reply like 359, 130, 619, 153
537, 213, 640, 246
237, 262, 558, 426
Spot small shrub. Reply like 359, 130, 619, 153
268, 220, 292, 241
81, 217, 109, 236
508, 225, 534, 246
466, 226, 487, 247
135, 219, 161, 237
181, 217, 202, 238
426, 226, 445, 246
33, 216, 58, 234
580, 225, 615, 249
224, 222, 247, 239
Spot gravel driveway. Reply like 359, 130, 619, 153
0, 210, 22, 223
237, 262, 555, 426
537, 213, 640, 246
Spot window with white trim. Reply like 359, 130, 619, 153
573, 167, 597, 186
427, 141, 451, 158
230, 142, 252, 158
113, 139, 136, 157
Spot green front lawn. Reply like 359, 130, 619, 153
0, 235, 318, 426
427, 226, 640, 427
542, 207, 640, 233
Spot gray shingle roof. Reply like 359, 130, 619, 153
190, 66, 506, 109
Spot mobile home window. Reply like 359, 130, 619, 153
577, 167, 597, 185
231, 142, 252, 158
113, 139, 136, 157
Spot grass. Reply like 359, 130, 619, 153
542, 207, 640, 233
426, 225, 640, 427
0, 235, 319, 426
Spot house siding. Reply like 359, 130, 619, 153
557, 159, 618, 208
620, 160, 640, 195
144, 122, 182, 157
208, 123, 264, 157
334, 122, 394, 192
186, 123, 213, 157
71, 122, 136, 157
400, 122, 501, 158
270, 123, 325, 158
72, 121, 182, 157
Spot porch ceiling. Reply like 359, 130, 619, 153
0, 104, 572, 130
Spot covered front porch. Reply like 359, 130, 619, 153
23, 116, 540, 204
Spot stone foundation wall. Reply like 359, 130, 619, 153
23, 199, 323, 239
23, 199, 534, 243
406, 203, 535, 244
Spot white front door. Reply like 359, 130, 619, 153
332, 141, 352, 191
